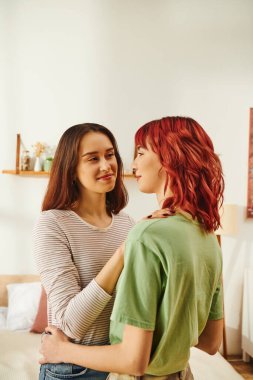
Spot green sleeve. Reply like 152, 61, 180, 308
110, 239, 162, 330
208, 278, 223, 320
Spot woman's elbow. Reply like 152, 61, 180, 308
195, 340, 222, 356
208, 333, 223, 355
206, 347, 218, 355
130, 366, 146, 377
207, 341, 222, 356
57, 319, 83, 341
128, 358, 149, 376
200, 342, 221, 356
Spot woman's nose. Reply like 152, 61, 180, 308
100, 159, 110, 172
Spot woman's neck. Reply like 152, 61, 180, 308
156, 187, 173, 208
74, 191, 112, 227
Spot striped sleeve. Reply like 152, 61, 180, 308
33, 212, 112, 341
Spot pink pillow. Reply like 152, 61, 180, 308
30, 286, 47, 333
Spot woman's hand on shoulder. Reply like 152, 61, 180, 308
143, 208, 175, 220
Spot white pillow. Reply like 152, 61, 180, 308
0, 306, 8, 329
6, 282, 41, 331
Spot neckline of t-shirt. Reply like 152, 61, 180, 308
69, 210, 115, 232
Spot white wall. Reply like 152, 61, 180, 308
1, 0, 253, 355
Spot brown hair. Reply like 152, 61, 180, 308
42, 123, 128, 213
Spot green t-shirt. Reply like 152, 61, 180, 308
109, 214, 223, 376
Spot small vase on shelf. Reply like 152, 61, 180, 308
34, 156, 42, 172
43, 157, 53, 172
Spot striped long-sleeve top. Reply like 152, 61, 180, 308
33, 209, 135, 345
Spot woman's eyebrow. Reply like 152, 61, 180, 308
82, 147, 114, 157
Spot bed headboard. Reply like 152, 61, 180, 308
0, 275, 40, 307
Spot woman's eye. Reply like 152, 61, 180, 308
88, 157, 98, 162
107, 153, 115, 158
137, 152, 144, 156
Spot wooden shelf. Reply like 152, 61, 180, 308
2, 134, 135, 178
2, 169, 135, 178
2, 170, 49, 176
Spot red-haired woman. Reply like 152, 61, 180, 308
33, 123, 136, 380
40, 117, 225, 380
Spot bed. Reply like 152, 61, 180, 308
0, 275, 244, 380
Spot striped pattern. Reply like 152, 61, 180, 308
33, 209, 135, 345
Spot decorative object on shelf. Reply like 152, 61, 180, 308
215, 203, 238, 360
43, 157, 53, 172
21, 150, 31, 171
32, 141, 46, 172
32, 142, 46, 158
247, 108, 253, 218
34, 157, 42, 172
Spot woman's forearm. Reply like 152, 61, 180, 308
95, 245, 124, 295
60, 340, 144, 376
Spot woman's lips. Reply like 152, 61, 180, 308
97, 174, 114, 181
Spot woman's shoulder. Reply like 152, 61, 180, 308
34, 209, 73, 227
126, 218, 157, 240
39, 209, 72, 219
127, 217, 175, 242
113, 211, 135, 227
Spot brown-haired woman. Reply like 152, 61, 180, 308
33, 123, 135, 380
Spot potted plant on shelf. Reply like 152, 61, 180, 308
43, 156, 53, 172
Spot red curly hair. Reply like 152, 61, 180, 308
135, 116, 224, 232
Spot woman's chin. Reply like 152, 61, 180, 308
137, 184, 153, 194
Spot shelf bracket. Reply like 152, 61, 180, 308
15, 133, 21, 174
